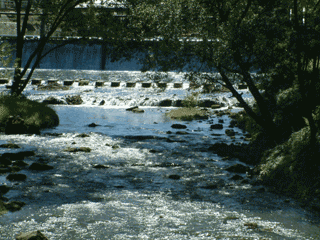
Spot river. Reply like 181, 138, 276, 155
0, 69, 319, 239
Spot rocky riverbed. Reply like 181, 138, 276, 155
0, 70, 320, 239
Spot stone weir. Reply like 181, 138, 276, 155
0, 78, 248, 91
0, 78, 192, 89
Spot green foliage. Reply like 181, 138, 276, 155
259, 126, 320, 200
0, 95, 59, 129
130, 0, 320, 147
0, 42, 13, 79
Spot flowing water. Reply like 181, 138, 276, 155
0, 69, 320, 239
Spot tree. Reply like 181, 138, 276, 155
129, 0, 320, 147
7, 0, 104, 96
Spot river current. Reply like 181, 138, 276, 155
0, 69, 320, 239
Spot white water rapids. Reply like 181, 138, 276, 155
0, 69, 319, 239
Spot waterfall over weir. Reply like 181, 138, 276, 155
5, 38, 145, 71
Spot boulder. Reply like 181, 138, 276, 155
230, 174, 244, 180
65, 95, 83, 105
5, 201, 25, 212
159, 99, 172, 107
76, 133, 90, 138
0, 167, 13, 173
1, 151, 35, 161
42, 97, 64, 105
168, 174, 181, 180
93, 164, 110, 169
199, 100, 219, 108
171, 124, 187, 129
0, 185, 10, 195
29, 163, 54, 171
88, 123, 100, 127
6, 173, 27, 181
78, 80, 89, 86
16, 230, 48, 240
0, 143, 20, 148
99, 100, 105, 105
5, 115, 40, 135
132, 108, 145, 113
12, 160, 28, 167
226, 164, 250, 174
38, 82, 69, 91
225, 129, 236, 136
0, 158, 12, 166
65, 147, 91, 153
126, 106, 139, 111
210, 124, 223, 130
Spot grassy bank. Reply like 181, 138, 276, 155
0, 95, 59, 132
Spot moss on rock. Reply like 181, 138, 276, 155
0, 95, 59, 132
166, 107, 209, 121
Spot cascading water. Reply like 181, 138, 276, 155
0, 69, 319, 239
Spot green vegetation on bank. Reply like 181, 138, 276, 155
0, 95, 59, 132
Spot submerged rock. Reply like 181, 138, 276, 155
13, 160, 28, 167
88, 123, 100, 127
16, 230, 48, 240
5, 201, 25, 212
168, 174, 181, 180
1, 151, 35, 161
5, 115, 40, 135
29, 163, 54, 171
42, 96, 64, 105
65, 147, 91, 153
132, 108, 145, 113
210, 124, 223, 130
0, 158, 12, 166
6, 173, 27, 181
0, 185, 10, 195
226, 164, 250, 174
225, 129, 236, 136
126, 106, 139, 111
171, 124, 187, 129
65, 95, 83, 105
93, 164, 110, 169
0, 143, 20, 148
159, 99, 172, 107
230, 174, 244, 180
76, 133, 90, 138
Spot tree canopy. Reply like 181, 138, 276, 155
7, 0, 123, 96
129, 0, 320, 148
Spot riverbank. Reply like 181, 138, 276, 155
229, 109, 320, 212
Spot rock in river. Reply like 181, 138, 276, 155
6, 173, 27, 181
29, 163, 54, 171
65, 147, 91, 153
16, 230, 48, 240
226, 164, 250, 174
171, 124, 187, 129
210, 124, 223, 130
